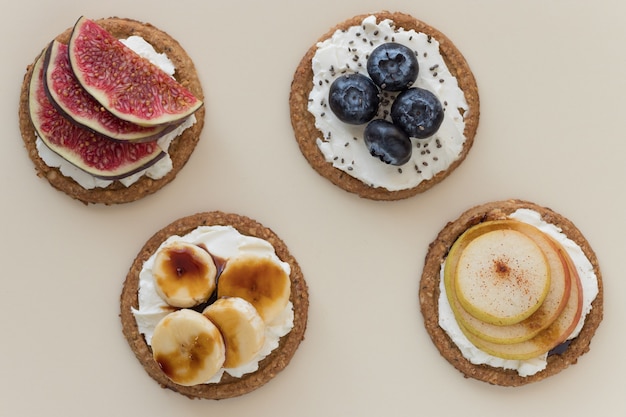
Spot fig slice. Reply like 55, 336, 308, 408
43, 40, 174, 142
68, 16, 202, 126
28, 49, 166, 180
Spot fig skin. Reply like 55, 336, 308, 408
29, 49, 167, 180
43, 40, 173, 143
18, 17, 205, 204
68, 17, 203, 127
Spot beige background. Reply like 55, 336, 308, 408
2, 0, 624, 415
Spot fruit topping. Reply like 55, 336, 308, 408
151, 309, 225, 386
68, 17, 202, 126
366, 42, 419, 91
152, 241, 218, 308
461, 257, 582, 361
328, 73, 380, 124
363, 119, 412, 166
325, 39, 446, 168
443, 219, 584, 360
203, 297, 265, 369
135, 226, 296, 387
43, 40, 172, 142
217, 255, 291, 324
444, 220, 571, 344
455, 229, 551, 326
28, 50, 166, 179
391, 87, 444, 139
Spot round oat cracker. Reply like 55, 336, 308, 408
120, 211, 309, 399
419, 199, 603, 386
289, 11, 480, 200
18, 17, 205, 205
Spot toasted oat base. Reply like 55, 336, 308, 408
18, 17, 205, 205
419, 199, 603, 386
289, 11, 480, 201
120, 211, 309, 399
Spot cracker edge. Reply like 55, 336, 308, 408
288, 11, 480, 201
18, 17, 205, 205
120, 211, 309, 399
418, 199, 604, 386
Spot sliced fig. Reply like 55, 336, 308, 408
68, 17, 202, 126
43, 40, 174, 142
28, 49, 166, 180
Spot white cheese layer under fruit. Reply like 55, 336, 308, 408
35, 36, 195, 189
308, 15, 469, 191
132, 225, 294, 383
438, 209, 599, 377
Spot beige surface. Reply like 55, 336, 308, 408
2, 0, 624, 415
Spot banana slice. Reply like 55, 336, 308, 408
151, 309, 225, 386
217, 254, 291, 324
203, 297, 265, 368
152, 240, 217, 308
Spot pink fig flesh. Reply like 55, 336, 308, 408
68, 17, 202, 126
28, 49, 166, 180
44, 40, 172, 142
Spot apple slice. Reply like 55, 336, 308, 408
447, 220, 571, 344
460, 242, 583, 360
454, 228, 551, 326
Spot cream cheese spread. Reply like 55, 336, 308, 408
35, 36, 196, 189
438, 209, 599, 376
132, 225, 294, 383
308, 15, 469, 191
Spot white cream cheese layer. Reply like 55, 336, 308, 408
35, 36, 195, 189
308, 15, 469, 191
438, 209, 599, 377
132, 225, 294, 383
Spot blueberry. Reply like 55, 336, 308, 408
366, 42, 419, 91
363, 119, 412, 166
328, 73, 380, 125
391, 88, 444, 138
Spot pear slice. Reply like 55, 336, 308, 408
460, 244, 583, 360
446, 220, 571, 344
454, 228, 551, 326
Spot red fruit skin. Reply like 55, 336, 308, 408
68, 17, 202, 126
44, 40, 173, 142
29, 49, 166, 180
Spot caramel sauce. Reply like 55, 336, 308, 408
211, 254, 227, 277
197, 243, 227, 275
204, 300, 262, 368
156, 246, 212, 298
155, 331, 217, 385
218, 256, 287, 303
216, 256, 289, 323
213, 318, 243, 368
